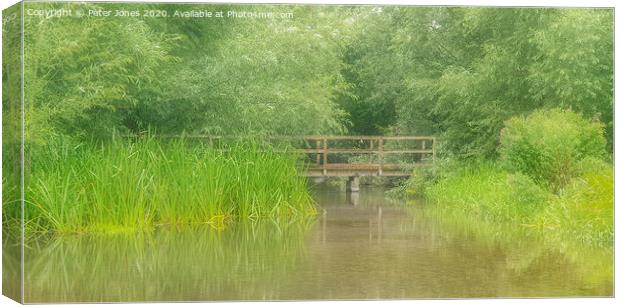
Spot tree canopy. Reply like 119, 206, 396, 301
17, 3, 613, 158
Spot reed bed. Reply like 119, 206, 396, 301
21, 137, 316, 234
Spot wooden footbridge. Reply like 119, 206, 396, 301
296, 135, 435, 191
135, 134, 436, 191
295, 136, 435, 179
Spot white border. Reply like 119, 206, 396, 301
0, 1, 617, 305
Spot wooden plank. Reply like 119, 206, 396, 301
378, 137, 384, 176
123, 134, 436, 142
315, 140, 321, 166
322, 138, 327, 176
307, 163, 432, 170
122, 134, 439, 177
303, 171, 413, 177
291, 149, 433, 154
301, 135, 436, 141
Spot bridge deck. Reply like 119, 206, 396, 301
304, 163, 432, 177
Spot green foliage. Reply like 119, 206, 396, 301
2, 3, 23, 233
425, 162, 548, 222
423, 159, 612, 246
23, 3, 179, 142
17, 4, 613, 152
161, 6, 351, 136
23, 137, 316, 234
6, 3, 614, 247
391, 7, 612, 157
22, 3, 354, 140
336, 8, 403, 135
394, 155, 457, 198
536, 159, 613, 245
419, 108, 612, 246
499, 108, 606, 190
528, 9, 613, 144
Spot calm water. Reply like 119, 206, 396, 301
6, 187, 613, 302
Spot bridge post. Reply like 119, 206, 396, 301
346, 176, 360, 192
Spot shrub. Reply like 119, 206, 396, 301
499, 108, 606, 191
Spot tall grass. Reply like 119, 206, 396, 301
535, 158, 613, 245
417, 110, 613, 247
22, 137, 316, 234
421, 160, 613, 246
424, 162, 549, 223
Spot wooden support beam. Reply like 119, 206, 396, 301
346, 176, 360, 192
378, 137, 384, 176
322, 137, 328, 176
315, 140, 321, 166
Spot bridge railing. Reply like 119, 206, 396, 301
296, 136, 435, 176
126, 134, 436, 176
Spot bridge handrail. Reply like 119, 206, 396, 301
133, 134, 435, 141
304, 136, 436, 175
124, 134, 436, 176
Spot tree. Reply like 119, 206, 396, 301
23, 2, 178, 141
390, 7, 612, 158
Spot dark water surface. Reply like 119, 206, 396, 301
13, 187, 613, 302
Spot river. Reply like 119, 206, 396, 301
5, 186, 613, 302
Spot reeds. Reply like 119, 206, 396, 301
21, 137, 316, 234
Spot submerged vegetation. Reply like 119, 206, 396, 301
11, 137, 316, 234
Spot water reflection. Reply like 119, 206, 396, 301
17, 187, 613, 302
2, 232, 21, 302
23, 220, 313, 302
303, 187, 612, 299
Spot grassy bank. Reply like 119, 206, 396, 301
410, 109, 613, 247
9, 137, 316, 234
417, 203, 613, 295
420, 160, 612, 246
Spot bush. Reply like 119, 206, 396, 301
499, 108, 606, 191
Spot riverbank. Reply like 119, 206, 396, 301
417, 202, 613, 295
406, 109, 613, 247
4, 137, 316, 234
11, 186, 612, 302
416, 160, 613, 246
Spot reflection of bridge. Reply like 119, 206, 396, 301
146, 134, 436, 192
